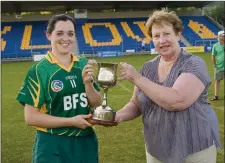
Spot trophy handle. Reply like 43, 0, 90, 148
115, 63, 122, 85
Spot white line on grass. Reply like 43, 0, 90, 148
214, 107, 224, 111
118, 83, 132, 93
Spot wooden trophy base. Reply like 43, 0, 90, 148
87, 118, 117, 126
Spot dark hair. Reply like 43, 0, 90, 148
46, 14, 76, 34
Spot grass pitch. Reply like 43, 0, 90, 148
2, 52, 224, 163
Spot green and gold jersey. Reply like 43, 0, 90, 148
17, 51, 100, 137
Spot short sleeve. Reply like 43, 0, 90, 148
181, 56, 211, 86
139, 61, 151, 77
139, 58, 158, 80
16, 64, 45, 109
138, 61, 153, 93
140, 64, 146, 76
79, 57, 100, 92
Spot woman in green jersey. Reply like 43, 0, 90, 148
17, 14, 101, 163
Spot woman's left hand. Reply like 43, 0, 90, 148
119, 62, 141, 84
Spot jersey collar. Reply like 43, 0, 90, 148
45, 51, 79, 72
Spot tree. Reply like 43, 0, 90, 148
204, 2, 224, 27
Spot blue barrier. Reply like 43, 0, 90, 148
97, 51, 123, 57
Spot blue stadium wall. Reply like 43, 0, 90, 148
1, 16, 221, 58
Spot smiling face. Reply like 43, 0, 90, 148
46, 20, 75, 55
152, 21, 181, 57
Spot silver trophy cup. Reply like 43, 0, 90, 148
91, 62, 120, 124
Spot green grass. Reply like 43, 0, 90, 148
2, 53, 224, 163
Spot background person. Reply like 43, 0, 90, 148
210, 30, 224, 101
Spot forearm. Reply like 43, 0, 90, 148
212, 56, 216, 67
116, 101, 141, 122
85, 83, 101, 107
135, 76, 182, 111
25, 109, 71, 128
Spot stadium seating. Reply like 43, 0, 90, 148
1, 16, 221, 58
1, 21, 49, 58
180, 16, 220, 47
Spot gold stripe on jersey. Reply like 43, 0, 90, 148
45, 52, 53, 62
45, 51, 79, 72
28, 81, 38, 98
27, 87, 35, 105
34, 126, 47, 132
40, 103, 48, 113
27, 76, 40, 108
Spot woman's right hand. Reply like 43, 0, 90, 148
115, 112, 122, 124
69, 114, 93, 129
82, 60, 97, 84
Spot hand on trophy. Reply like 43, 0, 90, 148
82, 59, 97, 84
87, 116, 118, 127
119, 62, 142, 84
69, 114, 93, 129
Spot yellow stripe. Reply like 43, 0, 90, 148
27, 59, 43, 108
34, 64, 41, 107
40, 103, 48, 113
29, 60, 47, 133
57, 63, 73, 72
45, 52, 55, 63
27, 77, 40, 108
45, 54, 52, 63
27, 87, 36, 104
28, 77, 39, 87
28, 81, 38, 96
46, 51, 79, 72
47, 52, 53, 61
48, 51, 58, 63
34, 126, 47, 132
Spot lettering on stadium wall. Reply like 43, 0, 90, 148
1, 21, 152, 51
182, 46, 205, 53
